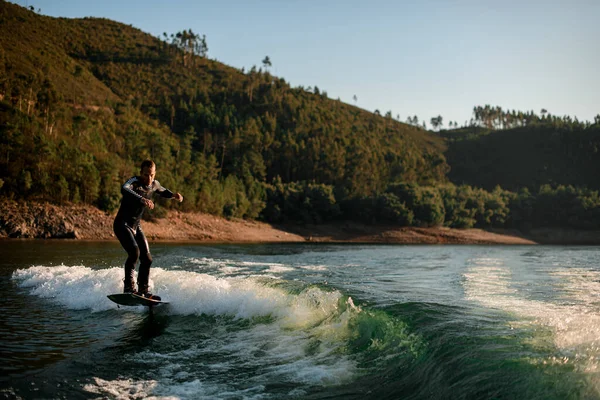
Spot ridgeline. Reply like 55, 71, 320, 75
1, 1, 599, 235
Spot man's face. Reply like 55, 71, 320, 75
140, 166, 156, 186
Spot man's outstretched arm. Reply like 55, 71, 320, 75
155, 181, 183, 202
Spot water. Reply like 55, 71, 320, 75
2, 241, 600, 399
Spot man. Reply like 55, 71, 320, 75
113, 160, 183, 300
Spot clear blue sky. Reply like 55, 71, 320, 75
16, 0, 600, 127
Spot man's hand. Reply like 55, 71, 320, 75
174, 193, 184, 203
141, 198, 155, 209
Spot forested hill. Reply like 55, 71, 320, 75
2, 1, 600, 233
0, 1, 447, 218
441, 107, 600, 192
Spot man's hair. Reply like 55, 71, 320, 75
140, 159, 155, 171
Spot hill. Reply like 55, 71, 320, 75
442, 122, 600, 192
0, 0, 448, 224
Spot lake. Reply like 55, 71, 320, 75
2, 241, 600, 399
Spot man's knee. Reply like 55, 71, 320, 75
127, 246, 141, 264
140, 252, 153, 267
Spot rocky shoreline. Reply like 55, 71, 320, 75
1, 199, 599, 245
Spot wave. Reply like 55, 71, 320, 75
11, 265, 424, 352
12, 264, 425, 397
11, 265, 338, 319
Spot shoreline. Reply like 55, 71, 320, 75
1, 199, 600, 245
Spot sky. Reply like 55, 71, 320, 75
14, 0, 600, 127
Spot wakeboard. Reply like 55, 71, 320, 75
107, 293, 168, 307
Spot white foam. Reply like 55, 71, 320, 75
12, 265, 127, 312
188, 257, 293, 276
298, 264, 329, 271
464, 263, 600, 355
11, 265, 341, 321
127, 295, 357, 397
188, 257, 336, 276
83, 376, 219, 400
13, 265, 361, 396
267, 265, 295, 273
240, 261, 286, 268
549, 268, 600, 305
463, 261, 600, 382
83, 377, 165, 399
128, 296, 359, 394
188, 257, 232, 271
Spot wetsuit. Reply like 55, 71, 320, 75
113, 176, 174, 293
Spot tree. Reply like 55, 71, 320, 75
172, 29, 208, 66
430, 115, 443, 131
19, 170, 32, 193
262, 56, 272, 70
406, 115, 420, 126
195, 34, 208, 58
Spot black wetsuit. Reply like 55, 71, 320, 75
113, 176, 174, 293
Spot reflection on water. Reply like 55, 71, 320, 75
119, 313, 170, 344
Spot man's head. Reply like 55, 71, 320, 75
140, 160, 156, 186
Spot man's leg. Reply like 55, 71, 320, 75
113, 220, 139, 293
135, 226, 153, 294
